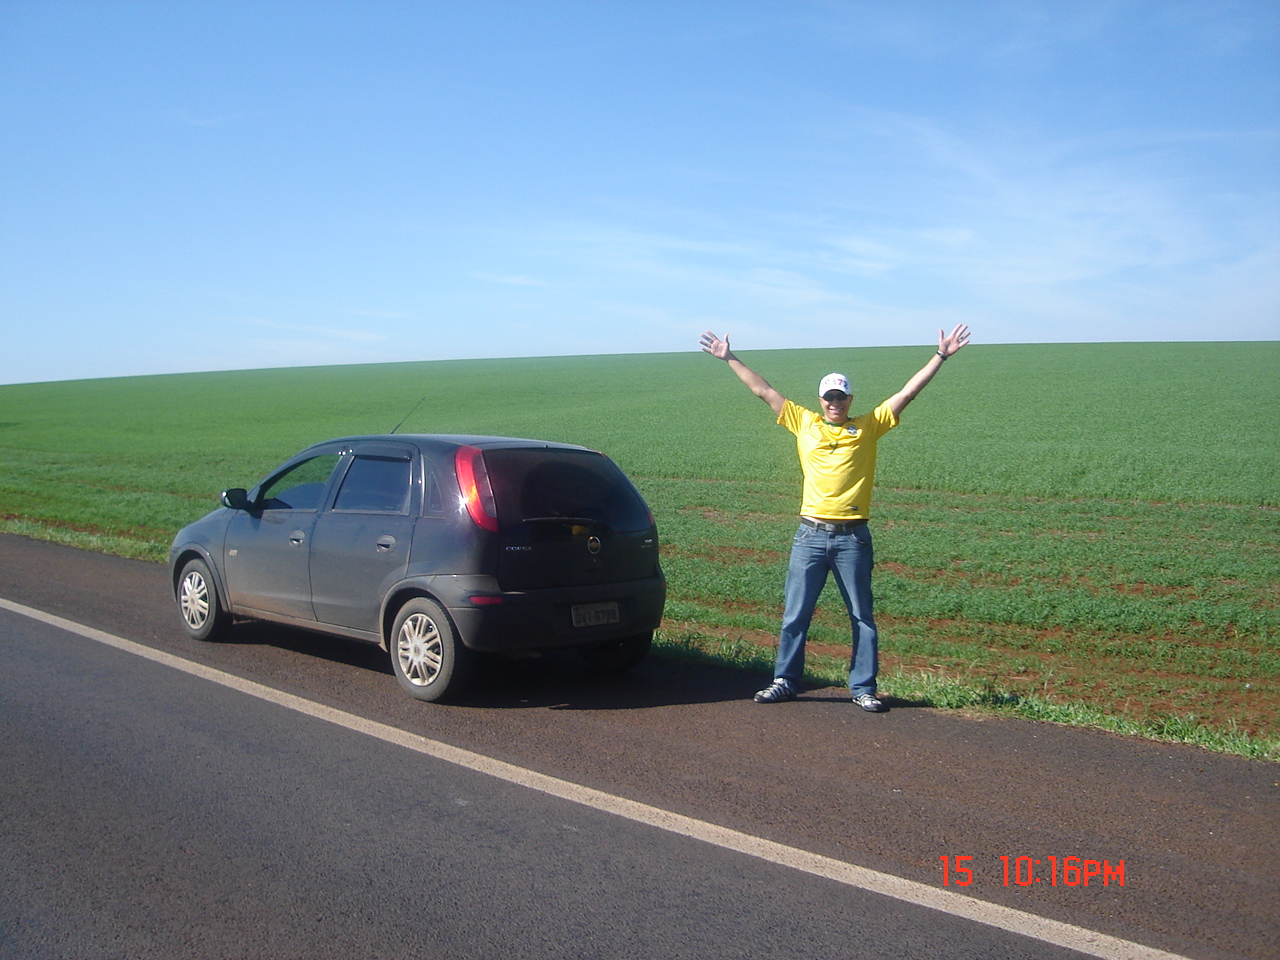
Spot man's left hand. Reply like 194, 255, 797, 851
938, 324, 971, 358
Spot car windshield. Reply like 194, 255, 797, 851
483, 448, 650, 533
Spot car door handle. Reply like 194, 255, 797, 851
289, 531, 307, 547
376, 535, 397, 553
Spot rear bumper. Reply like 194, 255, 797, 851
439, 575, 666, 652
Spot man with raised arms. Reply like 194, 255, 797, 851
699, 325, 971, 711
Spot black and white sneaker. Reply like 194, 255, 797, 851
753, 679, 797, 703
855, 693, 886, 713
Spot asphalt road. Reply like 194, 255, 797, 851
0, 532, 1275, 959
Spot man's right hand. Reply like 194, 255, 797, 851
699, 330, 785, 415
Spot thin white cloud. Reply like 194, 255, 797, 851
342, 308, 418, 321
471, 271, 552, 287
165, 108, 259, 128
227, 317, 389, 344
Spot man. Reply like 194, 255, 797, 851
698, 325, 971, 711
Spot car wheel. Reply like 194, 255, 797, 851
579, 631, 652, 672
177, 557, 230, 641
390, 598, 471, 702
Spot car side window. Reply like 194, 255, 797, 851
424, 469, 445, 516
257, 454, 341, 511
332, 455, 412, 513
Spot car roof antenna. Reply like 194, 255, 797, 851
389, 393, 429, 434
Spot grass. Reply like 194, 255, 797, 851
1, 342, 1277, 760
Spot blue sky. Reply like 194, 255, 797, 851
2, 1, 1276, 385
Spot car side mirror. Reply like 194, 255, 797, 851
221, 488, 250, 511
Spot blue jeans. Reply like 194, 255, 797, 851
774, 522, 878, 697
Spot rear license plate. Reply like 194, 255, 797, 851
572, 601, 620, 627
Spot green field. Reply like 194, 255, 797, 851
2, 342, 1277, 759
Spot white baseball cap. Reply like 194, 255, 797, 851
818, 373, 850, 397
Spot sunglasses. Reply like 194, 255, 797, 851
822, 392, 850, 403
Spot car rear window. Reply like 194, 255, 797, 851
483, 449, 650, 532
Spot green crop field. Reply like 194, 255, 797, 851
2, 341, 1277, 759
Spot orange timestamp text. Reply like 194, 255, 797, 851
939, 855, 1125, 888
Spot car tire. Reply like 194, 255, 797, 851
390, 597, 472, 702
579, 631, 652, 673
177, 557, 230, 641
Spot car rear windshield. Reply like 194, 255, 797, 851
483, 448, 650, 533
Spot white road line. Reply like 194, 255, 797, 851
2, 596, 1192, 960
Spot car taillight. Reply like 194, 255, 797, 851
455, 445, 499, 532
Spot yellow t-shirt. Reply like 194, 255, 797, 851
777, 398, 899, 520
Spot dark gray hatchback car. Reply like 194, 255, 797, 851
168, 435, 665, 702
